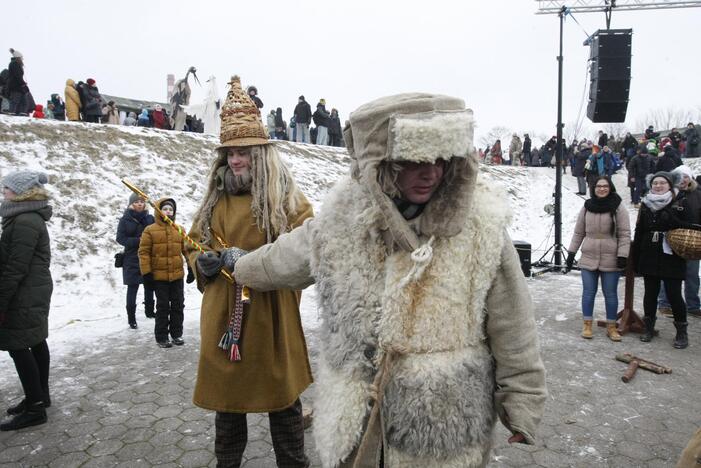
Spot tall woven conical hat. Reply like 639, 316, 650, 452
217, 75, 269, 149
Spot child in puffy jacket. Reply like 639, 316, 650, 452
138, 198, 193, 348
32, 104, 45, 118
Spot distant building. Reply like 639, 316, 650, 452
167, 74, 175, 102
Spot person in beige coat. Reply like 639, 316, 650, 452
233, 93, 547, 467
64, 79, 81, 122
566, 176, 631, 341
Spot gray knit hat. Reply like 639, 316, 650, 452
128, 192, 145, 206
2, 170, 48, 195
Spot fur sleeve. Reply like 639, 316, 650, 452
486, 232, 547, 445
234, 218, 315, 292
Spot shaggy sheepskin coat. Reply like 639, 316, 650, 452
236, 93, 547, 467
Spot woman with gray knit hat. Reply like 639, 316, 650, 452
116, 192, 155, 328
0, 170, 53, 431
631, 171, 699, 348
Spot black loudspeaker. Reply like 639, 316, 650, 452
586, 29, 632, 123
512, 241, 531, 277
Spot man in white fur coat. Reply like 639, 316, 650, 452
233, 93, 547, 467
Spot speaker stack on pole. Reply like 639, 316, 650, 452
586, 29, 633, 123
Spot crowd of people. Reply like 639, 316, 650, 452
1, 49, 344, 146
0, 83, 550, 468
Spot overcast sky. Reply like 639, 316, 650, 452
5, 0, 700, 145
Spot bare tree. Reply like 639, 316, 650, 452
602, 122, 628, 140
478, 126, 512, 149
635, 107, 701, 133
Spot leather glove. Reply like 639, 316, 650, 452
617, 256, 627, 270
186, 265, 195, 284
221, 247, 248, 271
142, 273, 155, 288
565, 252, 576, 272
196, 251, 223, 279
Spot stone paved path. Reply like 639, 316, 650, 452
1, 275, 699, 467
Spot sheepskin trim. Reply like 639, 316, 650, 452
386, 444, 490, 468
312, 357, 372, 468
310, 177, 388, 378
383, 348, 495, 463
388, 110, 474, 163
378, 180, 511, 353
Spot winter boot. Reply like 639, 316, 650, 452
673, 321, 688, 349
144, 301, 155, 319
0, 403, 47, 431
581, 319, 593, 339
7, 395, 51, 416
127, 305, 138, 329
606, 321, 622, 342
640, 316, 656, 342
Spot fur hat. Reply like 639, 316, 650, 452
672, 165, 695, 181
9, 48, 22, 59
217, 76, 268, 149
646, 171, 680, 190
3, 170, 48, 195
344, 93, 477, 252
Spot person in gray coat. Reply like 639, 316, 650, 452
0, 170, 53, 431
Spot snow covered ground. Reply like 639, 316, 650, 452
2, 114, 700, 360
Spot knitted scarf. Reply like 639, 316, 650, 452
584, 192, 621, 214
0, 199, 49, 219
642, 190, 675, 212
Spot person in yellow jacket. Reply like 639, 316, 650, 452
64, 79, 81, 122
138, 198, 193, 348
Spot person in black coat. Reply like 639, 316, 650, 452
328, 108, 343, 147
597, 130, 608, 148
50, 94, 65, 121
632, 171, 697, 348
6, 49, 29, 115
247, 86, 263, 109
628, 146, 655, 206
622, 132, 638, 160
572, 144, 590, 195
668, 128, 683, 150
522, 134, 532, 166
82, 78, 103, 123
0, 170, 53, 431
293, 96, 312, 143
656, 145, 683, 172
685, 122, 700, 158
116, 193, 155, 328
274, 107, 287, 140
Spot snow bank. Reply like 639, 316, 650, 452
2, 114, 652, 358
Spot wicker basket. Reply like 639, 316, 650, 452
667, 229, 701, 260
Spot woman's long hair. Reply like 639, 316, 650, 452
191, 144, 305, 244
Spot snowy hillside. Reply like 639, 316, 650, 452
0, 116, 350, 353
2, 114, 676, 355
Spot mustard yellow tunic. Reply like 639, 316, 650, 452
186, 192, 314, 413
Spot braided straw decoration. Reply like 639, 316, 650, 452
219, 75, 267, 143
667, 229, 701, 260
